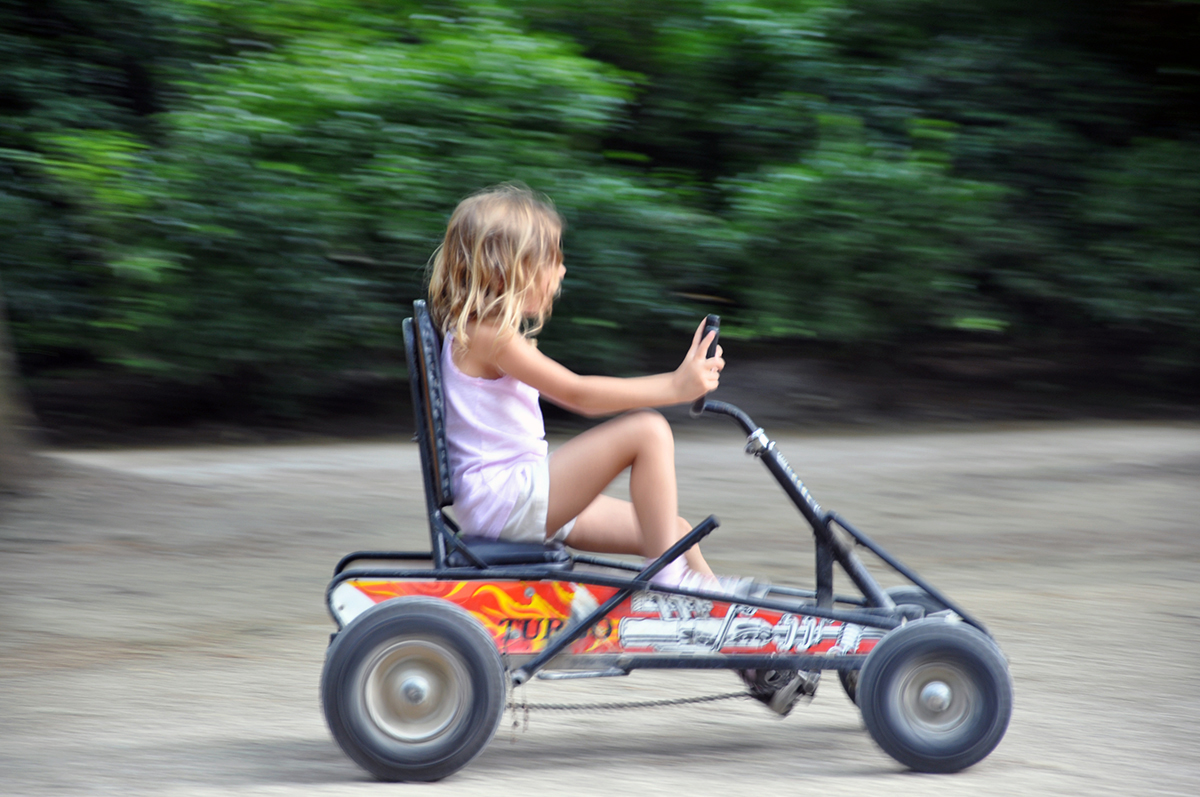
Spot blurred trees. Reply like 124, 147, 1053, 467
0, 0, 1197, 427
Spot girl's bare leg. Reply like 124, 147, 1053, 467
552, 494, 711, 573
545, 410, 713, 574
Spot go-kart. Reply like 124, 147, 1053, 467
320, 301, 1013, 781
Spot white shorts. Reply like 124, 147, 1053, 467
498, 456, 575, 545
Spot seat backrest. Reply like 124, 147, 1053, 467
403, 300, 453, 512
403, 299, 573, 573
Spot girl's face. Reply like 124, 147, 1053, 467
525, 259, 566, 316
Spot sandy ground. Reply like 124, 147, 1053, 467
1, 421, 1199, 796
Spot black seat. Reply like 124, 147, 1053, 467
403, 300, 572, 571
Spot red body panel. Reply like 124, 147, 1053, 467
345, 579, 882, 657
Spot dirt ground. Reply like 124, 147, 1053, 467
1, 421, 1198, 796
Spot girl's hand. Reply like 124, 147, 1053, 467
492, 317, 725, 416
673, 320, 725, 402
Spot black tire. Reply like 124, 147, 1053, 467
321, 597, 505, 782
884, 585, 951, 617
857, 617, 1013, 773
839, 586, 950, 705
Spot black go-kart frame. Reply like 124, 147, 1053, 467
320, 301, 1013, 782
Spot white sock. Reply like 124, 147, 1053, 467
649, 557, 688, 588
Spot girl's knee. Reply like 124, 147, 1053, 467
626, 408, 673, 445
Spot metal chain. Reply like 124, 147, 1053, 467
501, 635, 750, 734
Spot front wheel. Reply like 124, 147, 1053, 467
857, 618, 1012, 773
840, 586, 950, 705
321, 597, 506, 782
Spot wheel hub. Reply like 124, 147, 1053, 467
920, 680, 952, 712
400, 675, 431, 705
363, 639, 470, 743
893, 660, 978, 741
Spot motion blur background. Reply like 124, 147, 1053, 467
2, 7, 1199, 793
1, 0, 1198, 442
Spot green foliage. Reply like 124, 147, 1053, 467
1, 0, 1197, 421
724, 114, 1015, 341
1078, 138, 1200, 369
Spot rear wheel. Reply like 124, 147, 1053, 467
839, 586, 949, 704
857, 618, 1012, 772
321, 597, 505, 782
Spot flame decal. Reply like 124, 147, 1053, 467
346, 579, 581, 652
467, 582, 573, 651
469, 583, 570, 624
342, 579, 876, 656
552, 580, 577, 607
352, 580, 466, 603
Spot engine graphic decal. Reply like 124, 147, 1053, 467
618, 594, 830, 652
337, 579, 883, 656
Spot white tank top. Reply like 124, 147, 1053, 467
441, 334, 548, 538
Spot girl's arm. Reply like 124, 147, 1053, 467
482, 320, 723, 418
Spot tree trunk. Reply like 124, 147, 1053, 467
0, 280, 34, 493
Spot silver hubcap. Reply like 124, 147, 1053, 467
401, 675, 431, 705
363, 640, 470, 743
920, 680, 953, 712
893, 660, 977, 741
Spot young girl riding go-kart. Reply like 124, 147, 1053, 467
320, 186, 1013, 781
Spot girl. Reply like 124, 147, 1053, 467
428, 183, 753, 595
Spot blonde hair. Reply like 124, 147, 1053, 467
428, 183, 563, 349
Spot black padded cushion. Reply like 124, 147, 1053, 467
405, 300, 453, 508
446, 536, 573, 569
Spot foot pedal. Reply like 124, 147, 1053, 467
767, 671, 821, 716
739, 668, 820, 717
